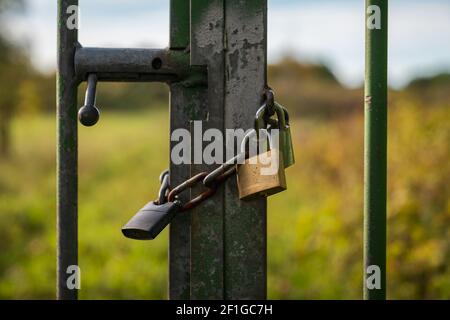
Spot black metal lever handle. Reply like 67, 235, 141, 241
78, 74, 100, 126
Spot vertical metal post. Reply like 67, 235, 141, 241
189, 0, 267, 299
223, 0, 267, 299
169, 0, 197, 300
57, 0, 79, 300
364, 0, 388, 300
170, 0, 267, 299
189, 0, 226, 299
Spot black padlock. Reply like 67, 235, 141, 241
122, 201, 182, 240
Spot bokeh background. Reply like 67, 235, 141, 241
0, 0, 449, 299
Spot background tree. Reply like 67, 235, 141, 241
0, 0, 27, 157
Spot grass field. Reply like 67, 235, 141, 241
0, 101, 448, 299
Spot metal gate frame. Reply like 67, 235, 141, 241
57, 0, 267, 300
57, 0, 388, 300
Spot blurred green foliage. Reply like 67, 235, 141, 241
0, 0, 449, 296
0, 0, 28, 157
0, 87, 448, 298
0, 0, 450, 299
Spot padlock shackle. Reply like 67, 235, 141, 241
158, 171, 170, 205
279, 103, 290, 125
255, 101, 287, 131
273, 103, 287, 129
255, 103, 267, 129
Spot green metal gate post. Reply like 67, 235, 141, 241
170, 0, 267, 299
189, 0, 226, 299
223, 0, 267, 299
168, 0, 192, 300
57, 0, 79, 300
364, 0, 388, 300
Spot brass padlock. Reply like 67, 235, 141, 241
237, 122, 287, 200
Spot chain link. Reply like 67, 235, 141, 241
167, 172, 217, 211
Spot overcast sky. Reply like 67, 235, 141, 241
7, 0, 450, 88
